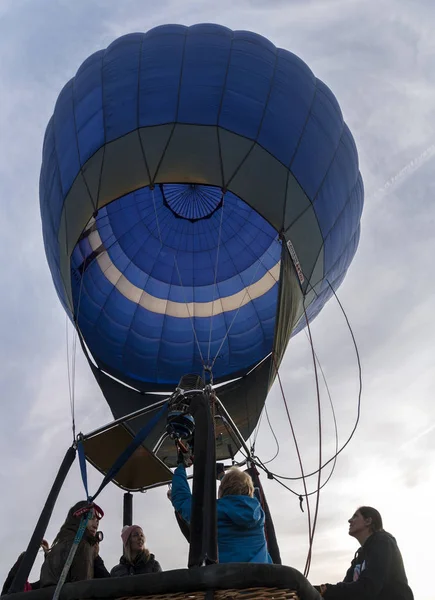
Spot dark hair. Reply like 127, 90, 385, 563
52, 501, 93, 546
358, 506, 383, 532
43, 501, 97, 585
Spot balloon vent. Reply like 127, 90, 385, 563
162, 184, 223, 221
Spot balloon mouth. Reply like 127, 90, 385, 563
162, 183, 223, 221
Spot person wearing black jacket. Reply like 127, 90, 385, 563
1, 537, 109, 595
110, 525, 162, 577
40, 502, 110, 587
93, 543, 110, 579
318, 506, 413, 600
2, 552, 35, 595
1, 540, 49, 595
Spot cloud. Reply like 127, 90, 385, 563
0, 2, 434, 600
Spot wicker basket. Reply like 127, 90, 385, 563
117, 588, 300, 600
1, 564, 314, 600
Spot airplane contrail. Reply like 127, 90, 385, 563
367, 143, 435, 202
400, 422, 435, 451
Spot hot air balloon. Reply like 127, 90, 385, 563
39, 22, 362, 473
8, 24, 363, 600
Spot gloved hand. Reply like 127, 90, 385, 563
177, 447, 192, 467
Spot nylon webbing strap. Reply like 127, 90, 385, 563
52, 512, 90, 600
77, 440, 90, 500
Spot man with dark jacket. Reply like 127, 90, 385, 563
319, 507, 413, 600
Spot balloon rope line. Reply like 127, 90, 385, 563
324, 278, 363, 453
272, 352, 312, 574
260, 405, 280, 464
268, 333, 339, 493
251, 276, 360, 574
66, 250, 87, 442
301, 302, 322, 578
209, 233, 281, 373
255, 281, 360, 483
150, 186, 205, 366
210, 260, 263, 370
221, 234, 281, 449
65, 315, 75, 441
250, 402, 280, 464
173, 255, 205, 367
71, 327, 78, 441
269, 247, 361, 478
72, 255, 87, 439
217, 406, 250, 461
92, 195, 148, 223
207, 194, 225, 366
253, 357, 339, 489
151, 187, 164, 245
226, 220, 280, 286
304, 329, 339, 483
250, 407, 264, 453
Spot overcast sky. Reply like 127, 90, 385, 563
0, 1, 434, 599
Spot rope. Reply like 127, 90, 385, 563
210, 260, 263, 370
304, 333, 339, 486
254, 446, 338, 498
207, 194, 225, 366
65, 316, 76, 441
253, 282, 359, 486
173, 256, 206, 367
271, 353, 312, 577
216, 406, 250, 461
265, 279, 363, 480
260, 271, 361, 482
151, 186, 164, 245
257, 342, 340, 494
251, 276, 361, 576
151, 186, 206, 368
250, 407, 264, 454
261, 406, 280, 465
71, 328, 78, 438
301, 301, 322, 578
65, 246, 87, 442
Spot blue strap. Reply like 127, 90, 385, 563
89, 402, 168, 501
52, 512, 90, 600
77, 440, 90, 501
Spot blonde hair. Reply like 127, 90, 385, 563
218, 468, 254, 498
124, 529, 149, 564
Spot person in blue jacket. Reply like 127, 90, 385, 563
171, 464, 272, 564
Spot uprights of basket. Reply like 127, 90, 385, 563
207, 385, 217, 440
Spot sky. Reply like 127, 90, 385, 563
0, 0, 434, 598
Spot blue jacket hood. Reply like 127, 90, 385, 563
217, 495, 264, 528
171, 464, 271, 564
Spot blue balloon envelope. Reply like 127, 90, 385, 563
40, 23, 363, 398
